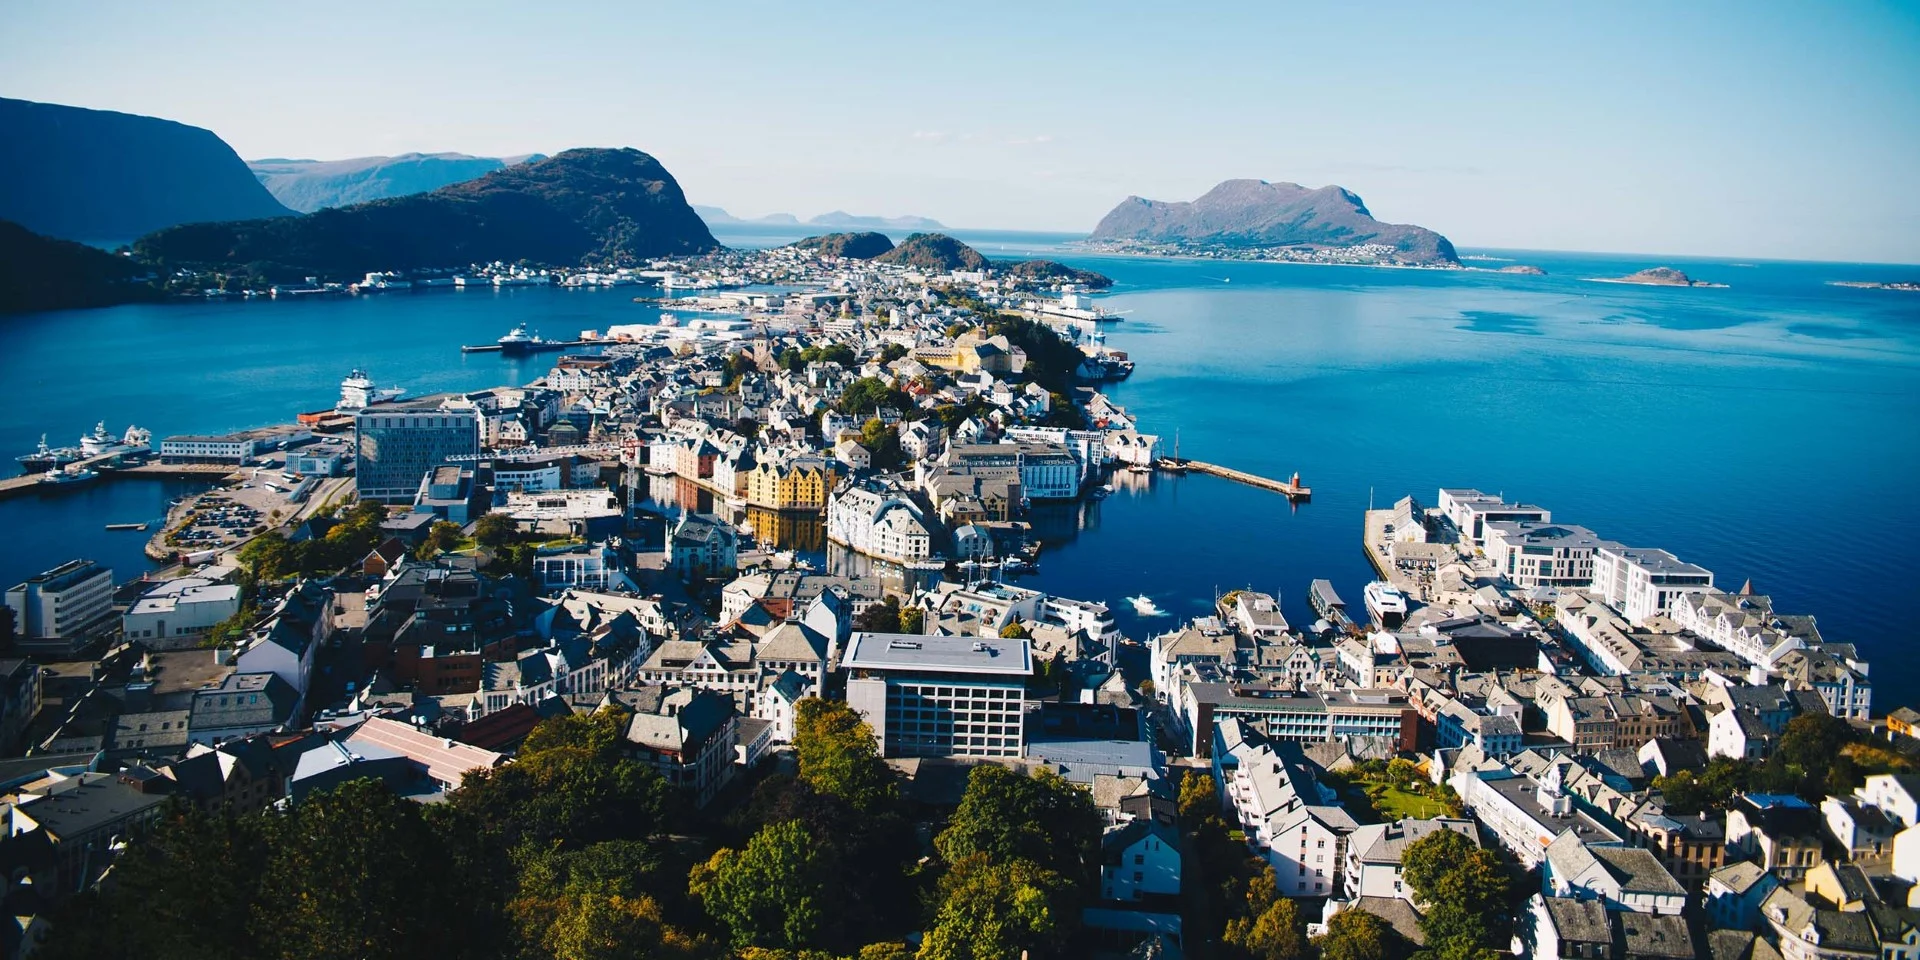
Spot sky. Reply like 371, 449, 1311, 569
4, 1, 1919, 262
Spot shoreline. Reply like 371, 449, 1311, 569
1583, 277, 1730, 289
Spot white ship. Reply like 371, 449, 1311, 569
1126, 595, 1168, 618
338, 370, 408, 410
1363, 581, 1409, 630
40, 465, 100, 485
493, 273, 552, 287
79, 422, 152, 458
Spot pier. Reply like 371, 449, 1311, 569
1156, 458, 1311, 501
460, 339, 594, 354
0, 460, 236, 502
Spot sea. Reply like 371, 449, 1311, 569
4, 225, 1917, 702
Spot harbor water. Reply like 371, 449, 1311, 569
2, 229, 1916, 701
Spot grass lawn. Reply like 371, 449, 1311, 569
1367, 784, 1450, 820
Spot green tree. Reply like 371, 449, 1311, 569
542, 893, 690, 960
794, 697, 896, 813
934, 766, 1100, 879
998, 621, 1030, 640
417, 520, 464, 558
237, 531, 292, 581
452, 711, 675, 851
257, 779, 471, 960
1225, 891, 1309, 960
854, 596, 904, 633
1400, 829, 1509, 954
899, 606, 925, 634
1178, 770, 1219, 823
475, 511, 517, 548
690, 820, 828, 950
878, 343, 909, 364
917, 855, 1076, 960
1314, 908, 1393, 960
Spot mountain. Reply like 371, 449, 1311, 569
248, 153, 547, 212
135, 148, 721, 278
872, 233, 989, 273
0, 97, 292, 243
794, 232, 896, 259
694, 206, 802, 226
1090, 179, 1457, 264
809, 211, 945, 230
998, 259, 1113, 289
0, 219, 159, 313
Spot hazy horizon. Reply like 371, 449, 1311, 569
4, 1, 1918, 263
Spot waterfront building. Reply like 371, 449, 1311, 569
1589, 544, 1713, 626
6, 559, 115, 653
1669, 586, 1825, 671
670, 514, 738, 578
941, 442, 1080, 500
1481, 521, 1615, 590
843, 632, 1031, 759
1437, 488, 1551, 545
122, 577, 242, 646
160, 427, 311, 464
354, 403, 480, 503
745, 456, 841, 510
826, 479, 937, 563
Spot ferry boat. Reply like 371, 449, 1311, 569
17, 435, 82, 473
1126, 595, 1167, 617
1363, 581, 1409, 630
493, 273, 552, 287
41, 465, 100, 485
79, 422, 152, 458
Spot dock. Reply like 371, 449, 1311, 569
460, 339, 594, 354
1156, 458, 1310, 501
0, 459, 236, 502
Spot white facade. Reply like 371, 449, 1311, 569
843, 633, 1031, 758
6, 559, 114, 641
1590, 544, 1713, 625
122, 578, 242, 643
1101, 822, 1182, 901
826, 483, 936, 563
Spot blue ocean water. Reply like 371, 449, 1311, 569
2, 229, 1916, 701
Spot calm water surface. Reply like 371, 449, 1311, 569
2, 228, 1915, 700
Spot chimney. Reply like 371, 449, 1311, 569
214, 647, 234, 666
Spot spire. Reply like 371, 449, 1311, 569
1739, 579, 1755, 596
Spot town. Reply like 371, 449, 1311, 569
1, 239, 1907, 960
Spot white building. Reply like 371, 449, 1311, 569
1449, 760, 1625, 870
843, 632, 1031, 758
826, 482, 936, 563
1341, 817, 1481, 903
1436, 488, 1551, 545
1100, 820, 1182, 902
1589, 544, 1713, 625
6, 559, 115, 649
1541, 830, 1687, 915
1481, 521, 1615, 589
122, 577, 242, 644
1222, 738, 1357, 898
533, 542, 633, 594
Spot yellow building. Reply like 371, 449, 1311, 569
747, 458, 843, 510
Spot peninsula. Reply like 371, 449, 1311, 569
1830, 280, 1920, 292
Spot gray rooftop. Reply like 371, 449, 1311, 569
843, 632, 1033, 676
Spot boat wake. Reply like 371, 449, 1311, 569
1126, 595, 1168, 617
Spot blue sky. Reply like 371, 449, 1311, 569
4, 1, 1918, 261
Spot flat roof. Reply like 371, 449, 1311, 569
843, 632, 1033, 676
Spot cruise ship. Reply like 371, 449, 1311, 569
1363, 581, 1409, 630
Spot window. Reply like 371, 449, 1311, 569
1134, 854, 1144, 865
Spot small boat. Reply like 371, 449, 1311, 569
105, 522, 149, 531
1127, 463, 1152, 475
1126, 595, 1167, 617
41, 465, 99, 485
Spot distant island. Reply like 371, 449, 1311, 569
794, 231, 896, 259
1498, 264, 1547, 275
1589, 267, 1727, 288
135, 148, 720, 280
1830, 280, 1920, 292
1086, 178, 1458, 266
696, 206, 945, 230
248, 153, 547, 212
999, 259, 1114, 289
0, 96, 291, 242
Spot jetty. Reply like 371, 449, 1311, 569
460, 339, 593, 354
0, 459, 235, 502
1156, 458, 1311, 501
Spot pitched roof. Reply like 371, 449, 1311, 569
341, 717, 503, 787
